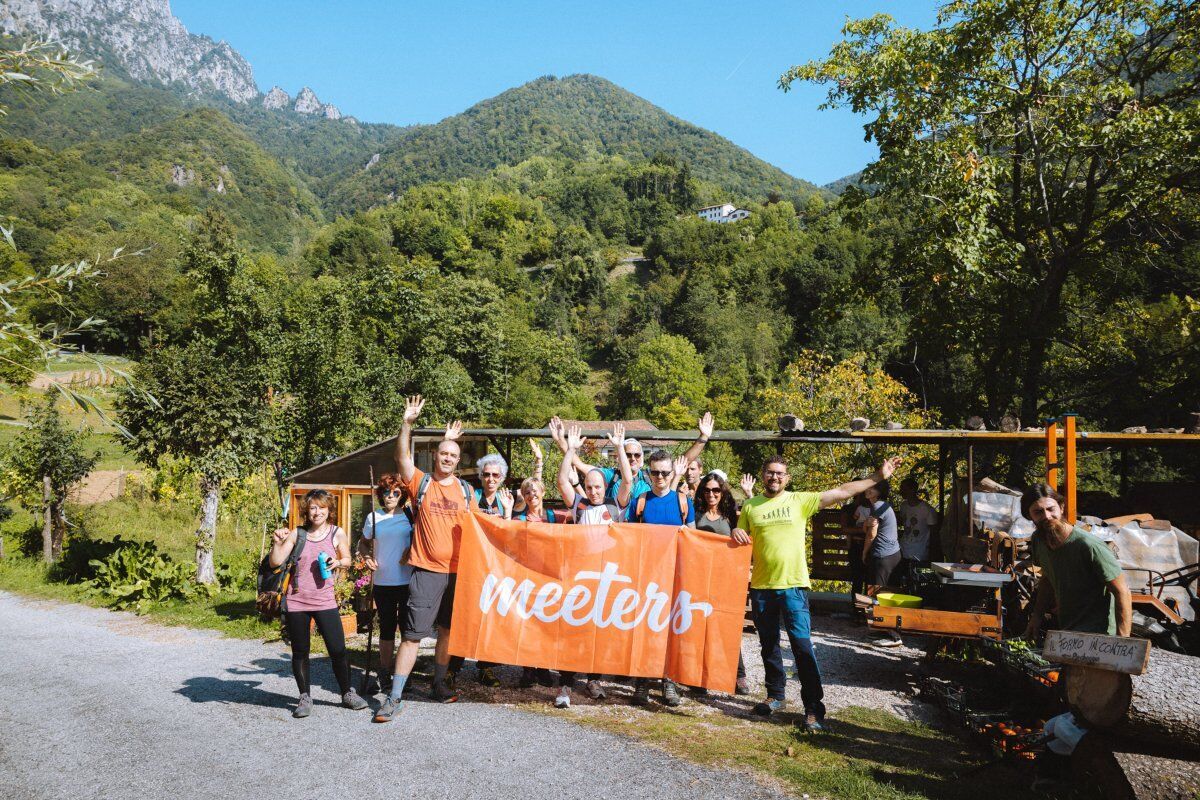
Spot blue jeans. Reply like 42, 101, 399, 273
750, 587, 825, 718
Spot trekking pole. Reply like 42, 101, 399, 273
360, 466, 378, 695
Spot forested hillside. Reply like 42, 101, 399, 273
325, 75, 825, 214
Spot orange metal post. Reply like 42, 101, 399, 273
1063, 414, 1077, 522
1045, 420, 1059, 489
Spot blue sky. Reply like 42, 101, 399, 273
172, 1, 939, 186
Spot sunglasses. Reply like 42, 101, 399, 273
703, 487, 723, 494
481, 472, 503, 479
385, 490, 403, 497
648, 469, 672, 478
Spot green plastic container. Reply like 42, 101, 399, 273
876, 592, 923, 608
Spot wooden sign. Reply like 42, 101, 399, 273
1043, 630, 1150, 675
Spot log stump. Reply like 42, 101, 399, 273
1074, 734, 1200, 799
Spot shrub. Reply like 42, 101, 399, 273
49, 535, 125, 583
88, 539, 209, 611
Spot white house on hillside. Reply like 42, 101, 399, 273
697, 203, 751, 223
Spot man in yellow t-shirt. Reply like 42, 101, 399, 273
733, 453, 901, 732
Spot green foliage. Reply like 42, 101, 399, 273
783, 0, 1200, 467
613, 334, 709, 427
87, 537, 206, 611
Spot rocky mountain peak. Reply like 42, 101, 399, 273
293, 86, 322, 114
262, 86, 290, 110
1, 0, 259, 103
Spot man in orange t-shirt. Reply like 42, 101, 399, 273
374, 395, 477, 722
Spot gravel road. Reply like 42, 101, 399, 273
0, 591, 790, 800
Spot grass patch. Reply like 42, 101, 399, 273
527, 701, 1038, 800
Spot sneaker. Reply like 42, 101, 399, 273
373, 695, 400, 722
519, 667, 537, 689
586, 679, 607, 700
342, 689, 368, 710
735, 677, 751, 696
378, 673, 393, 696
478, 667, 502, 688
292, 693, 312, 719
752, 698, 786, 717
631, 679, 651, 706
691, 686, 709, 697
801, 713, 827, 733
662, 679, 682, 707
874, 631, 904, 648
431, 680, 459, 704
554, 687, 571, 709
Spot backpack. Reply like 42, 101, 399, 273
634, 491, 690, 525
417, 473, 473, 512
255, 525, 340, 622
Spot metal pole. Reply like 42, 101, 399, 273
967, 445, 975, 535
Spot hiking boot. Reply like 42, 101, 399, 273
752, 698, 786, 718
431, 680, 459, 704
373, 695, 400, 722
478, 667, 501, 688
631, 679, 651, 706
519, 667, 537, 689
554, 686, 572, 709
378, 673, 393, 696
735, 677, 751, 696
292, 693, 312, 719
691, 685, 709, 697
662, 679, 682, 707
342, 689, 368, 710
801, 713, 827, 733
585, 679, 607, 700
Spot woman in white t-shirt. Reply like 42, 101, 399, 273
358, 473, 414, 702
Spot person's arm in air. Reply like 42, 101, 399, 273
558, 425, 583, 508
550, 416, 593, 481
679, 412, 714, 465
611, 422, 633, 508
395, 394, 425, 484
818, 456, 902, 510
268, 527, 298, 568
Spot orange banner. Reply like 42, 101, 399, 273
448, 512, 751, 692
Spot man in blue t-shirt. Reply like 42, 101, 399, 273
628, 450, 694, 707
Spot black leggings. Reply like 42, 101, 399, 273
284, 608, 350, 696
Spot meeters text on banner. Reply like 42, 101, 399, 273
447, 512, 752, 692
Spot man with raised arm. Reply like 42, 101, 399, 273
550, 422, 634, 707
374, 395, 478, 722
731, 453, 902, 733
552, 413, 715, 510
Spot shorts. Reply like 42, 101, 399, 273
404, 568, 457, 641
867, 550, 903, 587
372, 583, 410, 641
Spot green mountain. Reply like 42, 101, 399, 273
327, 75, 824, 214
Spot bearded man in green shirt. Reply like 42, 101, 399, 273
1021, 484, 1132, 639
732, 453, 902, 732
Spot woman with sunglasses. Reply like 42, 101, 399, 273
515, 476, 558, 691
270, 489, 368, 718
694, 470, 751, 696
359, 474, 413, 720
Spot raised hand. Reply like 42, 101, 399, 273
672, 455, 689, 478
877, 455, 903, 480
548, 416, 568, 452
272, 527, 291, 545
403, 395, 425, 424
529, 439, 544, 462
566, 424, 584, 452
698, 411, 714, 440
607, 422, 626, 448
498, 488, 514, 518
740, 474, 756, 498
444, 420, 463, 442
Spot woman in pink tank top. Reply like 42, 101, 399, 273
267, 488, 368, 718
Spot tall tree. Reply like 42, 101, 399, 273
783, 0, 1200, 463
118, 211, 280, 583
